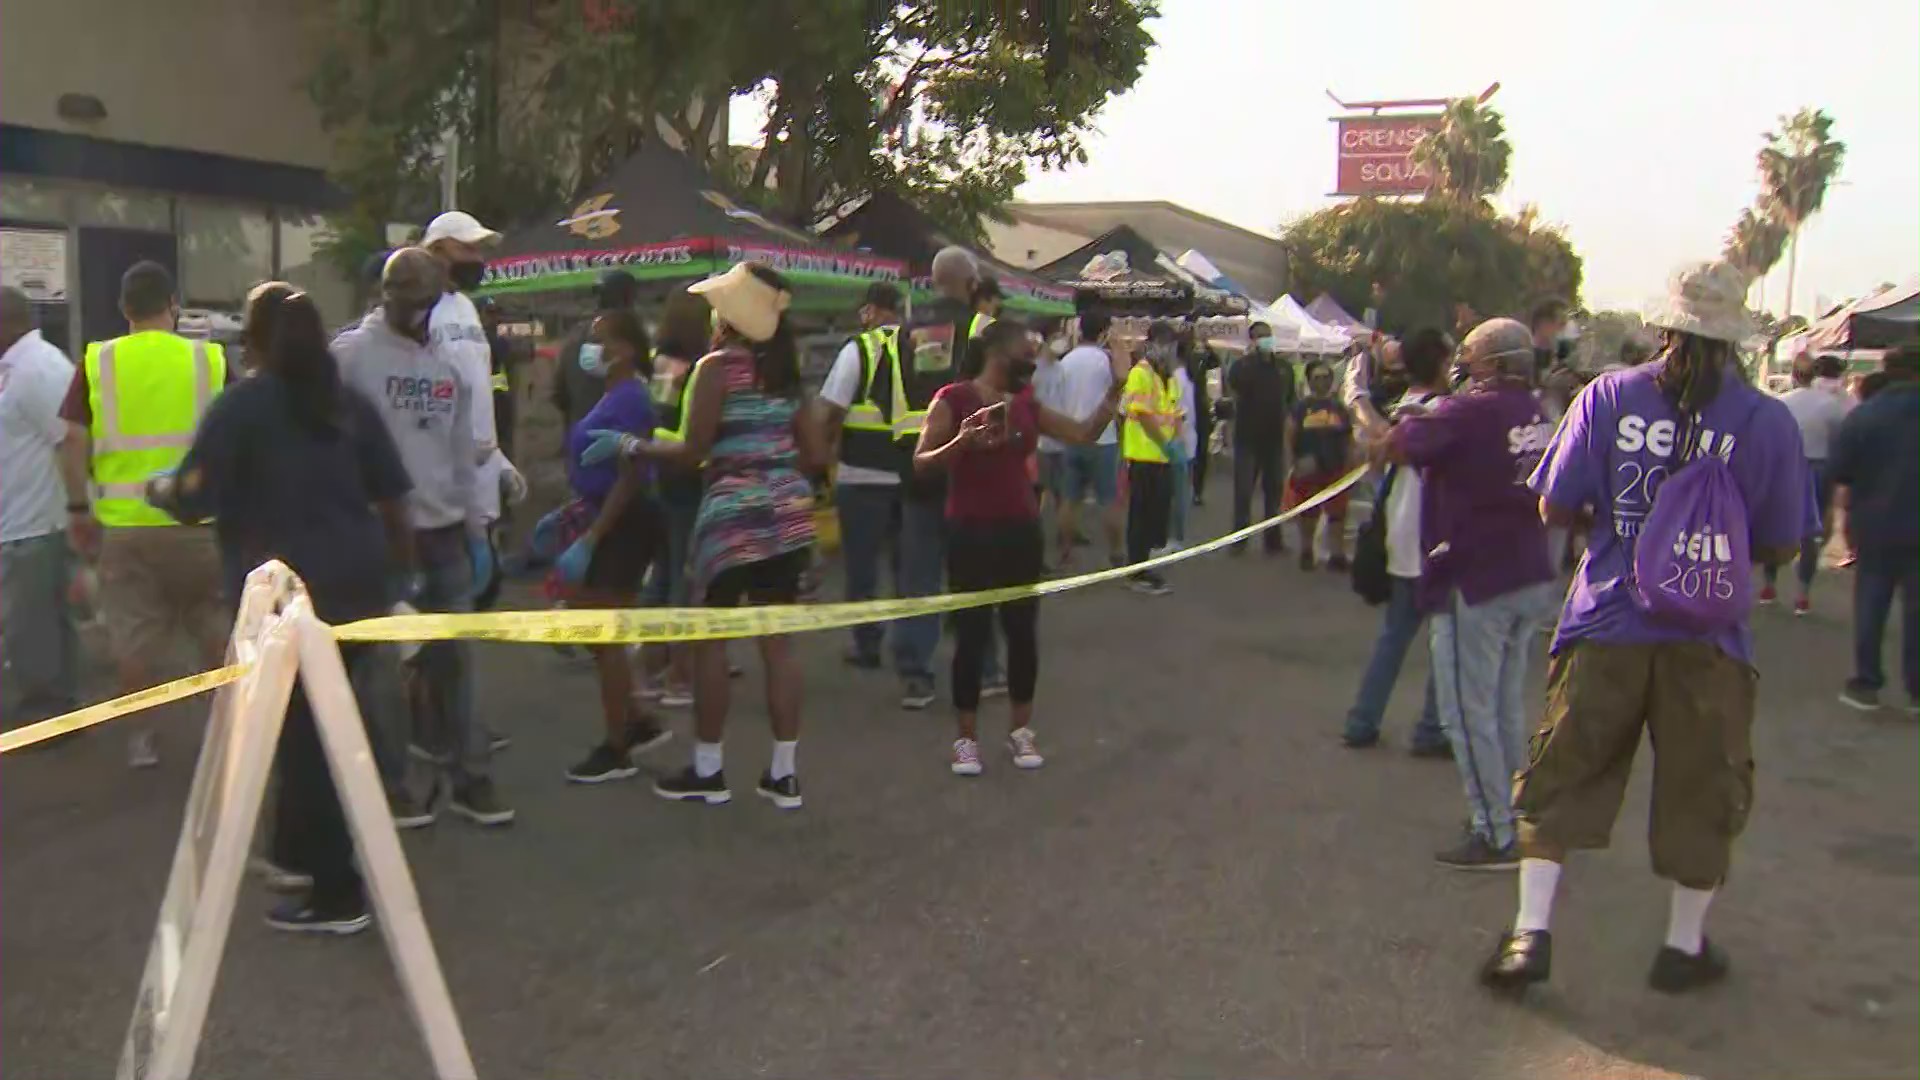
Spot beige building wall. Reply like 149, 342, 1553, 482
0, 0, 333, 168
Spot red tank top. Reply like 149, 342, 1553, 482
934, 380, 1041, 525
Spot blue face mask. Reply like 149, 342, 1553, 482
578, 342, 607, 375
1255, 336, 1276, 353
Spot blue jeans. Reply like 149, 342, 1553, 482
0, 533, 78, 720
837, 483, 902, 663
412, 526, 488, 785
1430, 582, 1557, 849
898, 496, 998, 686
1851, 544, 1918, 699
1766, 459, 1832, 592
1343, 576, 1443, 747
1169, 452, 1192, 543
642, 498, 698, 606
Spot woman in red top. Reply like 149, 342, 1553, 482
914, 318, 1126, 776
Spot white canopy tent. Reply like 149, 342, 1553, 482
1267, 294, 1350, 354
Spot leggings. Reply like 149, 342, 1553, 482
947, 519, 1043, 711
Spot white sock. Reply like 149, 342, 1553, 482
693, 741, 724, 779
1665, 885, 1715, 955
1514, 858, 1562, 933
769, 740, 797, 780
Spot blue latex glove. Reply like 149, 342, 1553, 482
528, 506, 566, 562
556, 536, 595, 585
1164, 439, 1191, 467
579, 429, 641, 467
466, 531, 495, 600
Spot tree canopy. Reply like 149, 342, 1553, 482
1409, 98, 1512, 205
1281, 198, 1582, 336
304, 0, 1156, 272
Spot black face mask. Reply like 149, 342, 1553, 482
384, 300, 433, 342
448, 260, 486, 292
1008, 358, 1038, 393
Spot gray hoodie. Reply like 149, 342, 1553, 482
334, 311, 479, 532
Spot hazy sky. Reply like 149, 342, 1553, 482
736, 0, 1918, 317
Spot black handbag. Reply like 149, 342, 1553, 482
1349, 466, 1396, 606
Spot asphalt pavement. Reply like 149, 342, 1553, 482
3, 484, 1915, 1080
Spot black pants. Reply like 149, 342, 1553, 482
273, 643, 370, 910
1232, 437, 1285, 551
1192, 419, 1213, 497
1127, 460, 1173, 572
947, 520, 1042, 711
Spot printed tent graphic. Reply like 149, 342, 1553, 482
480, 141, 904, 305
1031, 224, 1200, 315
819, 191, 1073, 317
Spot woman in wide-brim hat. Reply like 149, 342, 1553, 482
592, 261, 828, 809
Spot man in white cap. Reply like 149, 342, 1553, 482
420, 211, 527, 606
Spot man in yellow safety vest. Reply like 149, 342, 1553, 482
1120, 320, 1185, 596
57, 261, 229, 768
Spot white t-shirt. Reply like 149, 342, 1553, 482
1384, 390, 1438, 579
1780, 384, 1851, 460
1173, 367, 1199, 458
430, 290, 505, 521
820, 335, 900, 487
1041, 343, 1117, 446
1033, 351, 1067, 453
0, 330, 76, 543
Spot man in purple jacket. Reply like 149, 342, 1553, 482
1387, 318, 1558, 871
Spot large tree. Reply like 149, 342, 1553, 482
304, 0, 1155, 270
1281, 198, 1582, 335
1408, 98, 1512, 204
1756, 107, 1846, 318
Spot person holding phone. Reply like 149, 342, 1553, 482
914, 318, 1125, 776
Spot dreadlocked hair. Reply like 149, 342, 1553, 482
1654, 330, 1732, 459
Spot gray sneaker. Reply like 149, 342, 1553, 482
389, 788, 436, 830
1434, 832, 1519, 871
448, 779, 515, 826
901, 677, 937, 711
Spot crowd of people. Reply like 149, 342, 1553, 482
0, 219, 1914, 1005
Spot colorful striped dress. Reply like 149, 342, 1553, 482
689, 346, 815, 591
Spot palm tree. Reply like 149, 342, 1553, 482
1724, 202, 1790, 307
1410, 98, 1512, 205
1757, 107, 1846, 318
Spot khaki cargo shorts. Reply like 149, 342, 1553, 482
97, 526, 228, 663
1513, 639, 1757, 889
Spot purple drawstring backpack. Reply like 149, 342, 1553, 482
1630, 412, 1755, 631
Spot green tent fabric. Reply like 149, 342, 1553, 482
480, 141, 904, 301
820, 191, 1074, 317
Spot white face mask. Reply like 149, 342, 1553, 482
1048, 336, 1068, 357
578, 341, 608, 376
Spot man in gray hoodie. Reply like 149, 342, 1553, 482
335, 247, 514, 826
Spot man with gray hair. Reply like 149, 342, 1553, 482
0, 287, 80, 723
1381, 317, 1558, 870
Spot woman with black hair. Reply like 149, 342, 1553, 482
148, 290, 415, 934
592, 262, 827, 808
555, 306, 671, 783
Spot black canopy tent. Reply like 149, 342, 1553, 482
820, 191, 1073, 317
1031, 224, 1221, 316
478, 141, 903, 310
1804, 283, 1920, 353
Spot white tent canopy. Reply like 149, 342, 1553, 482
1267, 294, 1350, 354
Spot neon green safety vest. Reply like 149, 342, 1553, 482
843, 326, 909, 469
85, 331, 226, 526
1120, 361, 1180, 464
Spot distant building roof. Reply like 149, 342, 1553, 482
984, 200, 1287, 303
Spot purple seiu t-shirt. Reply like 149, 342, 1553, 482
1391, 384, 1556, 612
1529, 362, 1818, 665
565, 376, 655, 507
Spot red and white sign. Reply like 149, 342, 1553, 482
1334, 114, 1441, 196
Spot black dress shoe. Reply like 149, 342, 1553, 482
1648, 938, 1729, 994
1481, 929, 1551, 992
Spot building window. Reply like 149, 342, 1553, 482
277, 211, 356, 330
178, 200, 272, 312
0, 176, 69, 224
70, 187, 171, 231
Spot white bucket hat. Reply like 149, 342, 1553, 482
1646, 260, 1755, 344
688, 262, 791, 343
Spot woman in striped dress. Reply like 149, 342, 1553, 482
605, 262, 825, 809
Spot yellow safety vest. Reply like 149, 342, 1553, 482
85, 331, 226, 526
844, 327, 909, 469
1120, 361, 1181, 464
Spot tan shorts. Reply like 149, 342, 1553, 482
98, 526, 228, 664
1513, 640, 1757, 889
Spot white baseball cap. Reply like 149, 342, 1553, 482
421, 210, 501, 248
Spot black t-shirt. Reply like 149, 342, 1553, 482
900, 298, 975, 502
173, 373, 412, 623
1227, 352, 1296, 444
1289, 395, 1353, 478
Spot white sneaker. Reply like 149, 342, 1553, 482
1008, 727, 1044, 770
951, 738, 983, 777
659, 687, 694, 709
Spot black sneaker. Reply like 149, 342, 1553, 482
487, 726, 512, 752
1408, 739, 1453, 760
567, 743, 639, 784
265, 897, 372, 936
1326, 554, 1350, 573
843, 649, 882, 671
1839, 684, 1881, 711
448, 779, 516, 826
1480, 929, 1551, 993
756, 771, 803, 810
653, 765, 732, 805
1298, 550, 1316, 572
625, 717, 672, 756
1340, 731, 1381, 749
901, 677, 937, 711
1434, 832, 1519, 871
1648, 938, 1730, 994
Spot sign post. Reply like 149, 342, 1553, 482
117, 562, 476, 1080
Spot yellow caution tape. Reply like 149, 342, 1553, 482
334, 465, 1370, 644
0, 664, 249, 755
6, 466, 1369, 747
